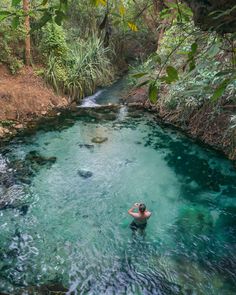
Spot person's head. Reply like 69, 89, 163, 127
139, 203, 146, 213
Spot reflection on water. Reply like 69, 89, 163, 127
0, 114, 236, 294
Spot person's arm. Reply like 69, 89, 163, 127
128, 204, 139, 218
147, 211, 152, 219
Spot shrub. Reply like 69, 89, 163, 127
41, 23, 114, 101
0, 22, 24, 74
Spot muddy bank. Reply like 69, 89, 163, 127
124, 88, 236, 162
0, 65, 69, 138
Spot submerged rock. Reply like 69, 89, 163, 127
78, 169, 93, 178
78, 143, 94, 149
91, 136, 108, 144
25, 150, 57, 166
19, 204, 29, 216
0, 184, 25, 209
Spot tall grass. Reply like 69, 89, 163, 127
66, 37, 114, 100
41, 23, 114, 102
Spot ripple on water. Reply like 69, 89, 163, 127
0, 114, 235, 294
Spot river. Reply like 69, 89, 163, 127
0, 81, 236, 294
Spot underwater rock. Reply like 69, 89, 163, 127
25, 150, 57, 166
124, 159, 133, 165
10, 159, 34, 185
78, 169, 93, 178
0, 171, 15, 188
78, 144, 94, 149
0, 184, 25, 209
19, 204, 29, 216
91, 136, 108, 144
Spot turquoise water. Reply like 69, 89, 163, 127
0, 111, 236, 294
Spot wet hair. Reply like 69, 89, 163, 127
139, 203, 146, 213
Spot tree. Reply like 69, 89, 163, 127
23, 0, 31, 65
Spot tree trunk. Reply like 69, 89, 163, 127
23, 0, 31, 65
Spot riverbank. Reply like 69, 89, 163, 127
0, 65, 235, 163
0, 100, 236, 294
0, 65, 70, 139
124, 88, 236, 162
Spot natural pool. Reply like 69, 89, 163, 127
0, 108, 236, 294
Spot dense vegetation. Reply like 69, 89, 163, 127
0, 0, 235, 124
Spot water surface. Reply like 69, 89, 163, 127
0, 110, 236, 294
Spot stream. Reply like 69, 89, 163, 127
0, 80, 236, 294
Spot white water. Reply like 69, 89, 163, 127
117, 105, 128, 121
80, 90, 104, 107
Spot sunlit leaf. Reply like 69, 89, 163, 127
0, 11, 11, 21
208, 44, 220, 58
136, 80, 150, 88
98, 0, 106, 5
12, 16, 20, 28
165, 2, 178, 9
211, 79, 231, 102
148, 83, 158, 103
128, 22, 138, 32
166, 66, 179, 82
132, 72, 148, 78
11, 0, 21, 7
191, 42, 198, 55
177, 51, 189, 55
91, 0, 106, 6
119, 5, 125, 16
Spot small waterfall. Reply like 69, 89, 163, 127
117, 105, 128, 121
80, 90, 104, 107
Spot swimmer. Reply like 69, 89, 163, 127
128, 203, 151, 231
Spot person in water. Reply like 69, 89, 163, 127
128, 203, 151, 231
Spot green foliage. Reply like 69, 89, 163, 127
0, 120, 15, 127
41, 22, 69, 58
66, 36, 114, 99
148, 82, 158, 104
162, 66, 179, 84
231, 115, 236, 129
0, 20, 24, 73
130, 14, 236, 107
211, 79, 232, 102
40, 22, 114, 100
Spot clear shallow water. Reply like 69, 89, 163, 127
0, 112, 236, 294
81, 77, 129, 107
